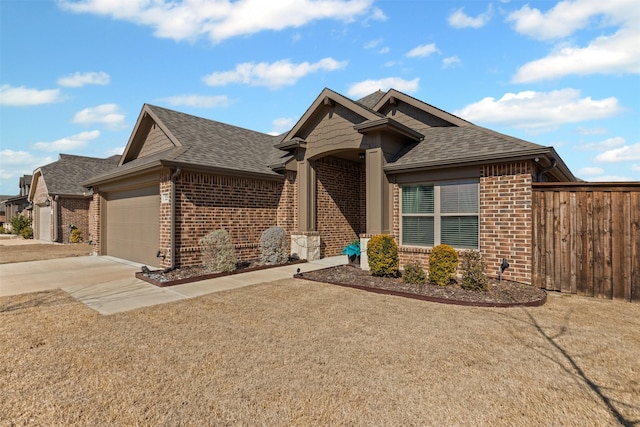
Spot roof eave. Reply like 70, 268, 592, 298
354, 118, 424, 141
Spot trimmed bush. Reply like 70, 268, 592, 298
460, 250, 488, 291
199, 229, 237, 273
402, 260, 426, 285
259, 226, 288, 265
20, 226, 33, 240
367, 234, 399, 277
428, 244, 459, 286
70, 228, 83, 243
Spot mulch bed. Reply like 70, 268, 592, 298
297, 265, 547, 307
136, 258, 306, 287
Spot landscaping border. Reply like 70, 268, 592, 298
137, 259, 307, 287
294, 268, 547, 308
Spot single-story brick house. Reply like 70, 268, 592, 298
84, 88, 575, 283
2, 175, 32, 231
29, 154, 120, 243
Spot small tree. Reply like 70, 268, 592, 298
460, 250, 488, 291
259, 226, 288, 265
199, 229, 237, 273
402, 260, 427, 285
10, 215, 32, 237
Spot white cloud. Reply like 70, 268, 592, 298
454, 88, 622, 130
632, 164, 640, 172
577, 166, 604, 176
576, 127, 607, 135
508, 0, 640, 82
347, 77, 419, 98
588, 175, 633, 182
158, 94, 231, 108
595, 143, 640, 162
442, 56, 461, 68
106, 146, 124, 157
513, 30, 640, 82
575, 136, 626, 151
448, 5, 493, 29
31, 130, 101, 152
364, 38, 383, 49
406, 43, 438, 58
0, 84, 64, 106
203, 58, 347, 89
72, 104, 127, 130
368, 7, 387, 22
57, 71, 110, 87
58, 0, 375, 43
506, 1, 636, 41
269, 117, 296, 135
0, 150, 54, 185
378, 47, 390, 54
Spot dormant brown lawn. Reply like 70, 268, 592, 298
1, 279, 639, 426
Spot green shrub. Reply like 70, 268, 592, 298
428, 244, 459, 286
402, 260, 426, 285
259, 226, 289, 265
460, 250, 488, 291
199, 229, 237, 273
367, 234, 399, 277
20, 226, 33, 239
10, 215, 32, 236
70, 228, 83, 243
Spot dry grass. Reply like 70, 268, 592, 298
0, 243, 92, 264
1, 279, 639, 426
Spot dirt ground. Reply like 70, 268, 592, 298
0, 242, 92, 264
1, 279, 639, 426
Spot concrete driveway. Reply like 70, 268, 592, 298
0, 254, 345, 315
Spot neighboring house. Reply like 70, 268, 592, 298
84, 88, 575, 283
0, 195, 10, 226
2, 175, 33, 231
29, 154, 120, 243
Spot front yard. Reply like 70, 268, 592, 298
1, 279, 639, 425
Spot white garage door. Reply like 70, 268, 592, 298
36, 205, 51, 241
106, 186, 160, 267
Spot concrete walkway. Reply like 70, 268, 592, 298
0, 255, 345, 315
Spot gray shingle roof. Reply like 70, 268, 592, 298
40, 154, 121, 195
356, 91, 386, 109
387, 126, 549, 170
145, 105, 288, 177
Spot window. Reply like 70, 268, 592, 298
401, 181, 479, 249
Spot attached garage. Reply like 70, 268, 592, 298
105, 186, 160, 267
36, 204, 51, 241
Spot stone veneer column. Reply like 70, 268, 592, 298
291, 159, 320, 260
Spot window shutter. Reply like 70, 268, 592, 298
402, 185, 433, 214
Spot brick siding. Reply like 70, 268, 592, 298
160, 171, 288, 268
315, 156, 364, 257
391, 161, 535, 284
58, 198, 91, 243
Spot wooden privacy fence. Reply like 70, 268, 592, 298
532, 182, 640, 302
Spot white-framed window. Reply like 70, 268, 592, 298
401, 181, 479, 249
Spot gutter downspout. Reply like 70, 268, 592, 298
52, 195, 59, 242
536, 159, 557, 182
169, 167, 182, 270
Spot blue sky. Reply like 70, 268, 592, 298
1, 0, 639, 194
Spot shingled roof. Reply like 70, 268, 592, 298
147, 105, 288, 176
386, 126, 557, 171
37, 154, 121, 196
86, 105, 290, 185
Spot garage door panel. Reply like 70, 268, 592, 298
37, 205, 51, 242
106, 186, 160, 267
